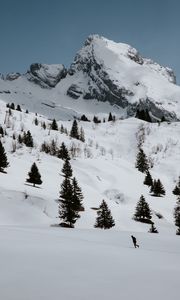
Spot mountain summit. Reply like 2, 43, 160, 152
0, 34, 180, 120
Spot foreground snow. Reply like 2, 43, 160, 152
0, 226, 179, 300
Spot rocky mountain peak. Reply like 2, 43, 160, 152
26, 63, 67, 88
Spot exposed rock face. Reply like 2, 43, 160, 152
26, 63, 67, 88
65, 35, 178, 120
6, 73, 21, 81
67, 84, 83, 99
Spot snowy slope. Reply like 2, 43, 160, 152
0, 226, 179, 300
0, 35, 180, 120
0, 99, 179, 234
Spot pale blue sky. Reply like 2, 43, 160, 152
0, 0, 180, 81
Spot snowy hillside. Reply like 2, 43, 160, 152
1, 35, 180, 121
0, 99, 179, 234
0, 92, 180, 299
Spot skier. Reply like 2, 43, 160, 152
131, 235, 139, 248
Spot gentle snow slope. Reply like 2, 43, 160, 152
0, 226, 179, 300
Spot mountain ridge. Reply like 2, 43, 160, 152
0, 34, 180, 121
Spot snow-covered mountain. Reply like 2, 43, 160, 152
1, 34, 180, 121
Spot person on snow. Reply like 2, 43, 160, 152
131, 235, 139, 248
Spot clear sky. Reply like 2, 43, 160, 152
0, 0, 180, 81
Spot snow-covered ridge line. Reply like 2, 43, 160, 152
0, 34, 180, 121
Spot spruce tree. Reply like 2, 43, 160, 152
0, 126, 4, 137
50, 139, 57, 156
18, 134, 23, 144
172, 177, 180, 196
108, 112, 113, 122
133, 195, 152, 222
51, 119, 58, 131
16, 104, 22, 112
72, 177, 84, 211
60, 124, 64, 134
34, 117, 39, 126
148, 223, 158, 233
59, 177, 80, 227
70, 119, 79, 140
57, 142, 70, 160
26, 162, 42, 187
94, 200, 115, 229
10, 102, 15, 110
0, 140, 9, 173
24, 131, 34, 147
80, 114, 89, 122
42, 122, 46, 130
61, 158, 73, 178
144, 171, 153, 187
79, 127, 85, 142
151, 179, 165, 197
93, 116, 100, 123
135, 148, 149, 173
174, 196, 180, 235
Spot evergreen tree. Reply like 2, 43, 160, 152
144, 171, 153, 186
26, 162, 42, 187
50, 139, 57, 156
133, 195, 152, 222
0, 126, 4, 137
0, 140, 9, 173
80, 114, 89, 122
72, 177, 84, 211
93, 116, 101, 123
41, 141, 50, 154
42, 122, 46, 130
51, 119, 58, 131
151, 179, 165, 197
25, 109, 29, 114
18, 134, 23, 144
172, 177, 180, 196
135, 148, 149, 173
108, 112, 113, 121
10, 102, 15, 110
34, 117, 39, 126
24, 131, 34, 147
94, 200, 115, 229
60, 124, 64, 134
70, 119, 79, 140
59, 177, 80, 228
57, 142, 70, 160
79, 127, 85, 142
148, 223, 158, 233
174, 196, 180, 235
61, 158, 73, 178
16, 104, 22, 112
